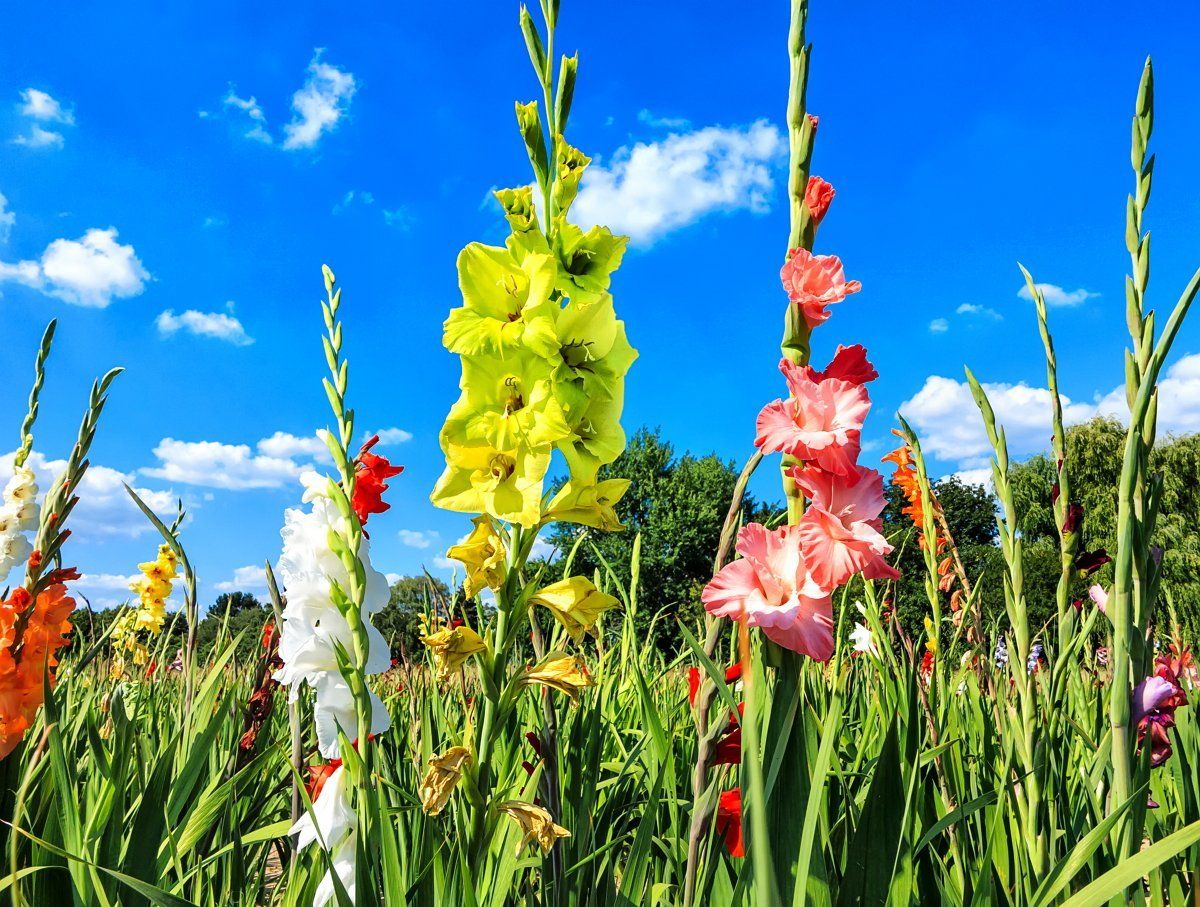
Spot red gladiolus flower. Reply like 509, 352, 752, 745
1133, 664, 1187, 767
711, 703, 745, 767
805, 176, 835, 226
261, 620, 276, 651
686, 662, 744, 706
306, 759, 342, 801
803, 344, 878, 387
716, 789, 744, 857
351, 435, 404, 526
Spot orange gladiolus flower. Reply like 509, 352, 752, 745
0, 580, 78, 759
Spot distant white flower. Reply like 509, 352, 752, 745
850, 621, 876, 655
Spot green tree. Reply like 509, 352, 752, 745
545, 427, 779, 651
1007, 417, 1200, 639
373, 575, 453, 661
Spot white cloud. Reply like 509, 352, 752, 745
385, 572, 401, 585
1, 450, 177, 542
12, 125, 64, 149
899, 375, 1096, 465
572, 120, 785, 245
222, 90, 272, 144
956, 303, 1002, 320
141, 439, 305, 490
382, 207, 412, 230
637, 109, 691, 130
0, 192, 14, 243
0, 227, 149, 308
12, 89, 73, 149
929, 318, 949, 334
1093, 352, 1200, 435
19, 89, 74, 124
156, 305, 253, 346
333, 189, 374, 214
948, 467, 994, 491
282, 51, 356, 150
529, 536, 559, 563
1017, 282, 1098, 308
215, 565, 268, 592
367, 427, 412, 446
904, 353, 1200, 471
398, 529, 438, 550
256, 431, 332, 462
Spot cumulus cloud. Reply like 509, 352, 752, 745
222, 90, 272, 144
0, 192, 14, 244
572, 120, 785, 245
929, 318, 949, 334
1, 450, 176, 542
1017, 282, 1098, 308
0, 227, 149, 307
156, 305, 253, 346
398, 529, 438, 550
256, 431, 332, 462
210, 52, 355, 150
366, 427, 413, 446
900, 352, 1200, 470
141, 439, 305, 490
899, 376, 1096, 464
637, 109, 691, 130
215, 565, 268, 592
282, 51, 356, 150
12, 88, 74, 149
956, 303, 1002, 320
74, 572, 138, 609
19, 89, 74, 124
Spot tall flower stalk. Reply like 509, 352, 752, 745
426, 0, 635, 891
273, 267, 400, 905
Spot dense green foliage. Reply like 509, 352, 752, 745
545, 427, 778, 650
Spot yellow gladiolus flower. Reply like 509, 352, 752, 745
541, 478, 629, 532
431, 443, 551, 528
495, 800, 571, 854
530, 576, 619, 642
446, 516, 506, 599
419, 746, 472, 816
924, 616, 938, 655
443, 243, 559, 359
421, 626, 487, 679
521, 652, 594, 702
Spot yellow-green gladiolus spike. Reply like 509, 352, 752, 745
444, 243, 560, 359
553, 221, 627, 304
552, 138, 591, 214
443, 350, 573, 454
445, 515, 506, 599
530, 575, 620, 642
541, 477, 629, 531
431, 443, 551, 527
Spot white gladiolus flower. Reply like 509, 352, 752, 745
0, 465, 40, 585
290, 765, 357, 905
273, 476, 393, 758
850, 621, 877, 655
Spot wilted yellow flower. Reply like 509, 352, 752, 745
420, 746, 472, 816
521, 652, 594, 702
541, 478, 629, 531
421, 625, 487, 679
446, 516, 506, 599
529, 576, 619, 642
496, 800, 571, 854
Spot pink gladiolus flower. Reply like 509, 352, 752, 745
702, 523, 834, 661
779, 248, 861, 329
1088, 584, 1108, 615
791, 464, 900, 589
1134, 666, 1187, 768
755, 359, 871, 478
804, 344, 878, 386
805, 176, 835, 226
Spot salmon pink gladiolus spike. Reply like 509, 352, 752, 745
791, 464, 900, 589
805, 176, 835, 226
702, 522, 834, 661
755, 359, 871, 479
779, 248, 861, 329
804, 344, 878, 386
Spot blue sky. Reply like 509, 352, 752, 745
2, 0, 1200, 609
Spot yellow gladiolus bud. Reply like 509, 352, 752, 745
529, 576, 619, 642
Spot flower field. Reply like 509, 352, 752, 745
2, 1, 1199, 904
